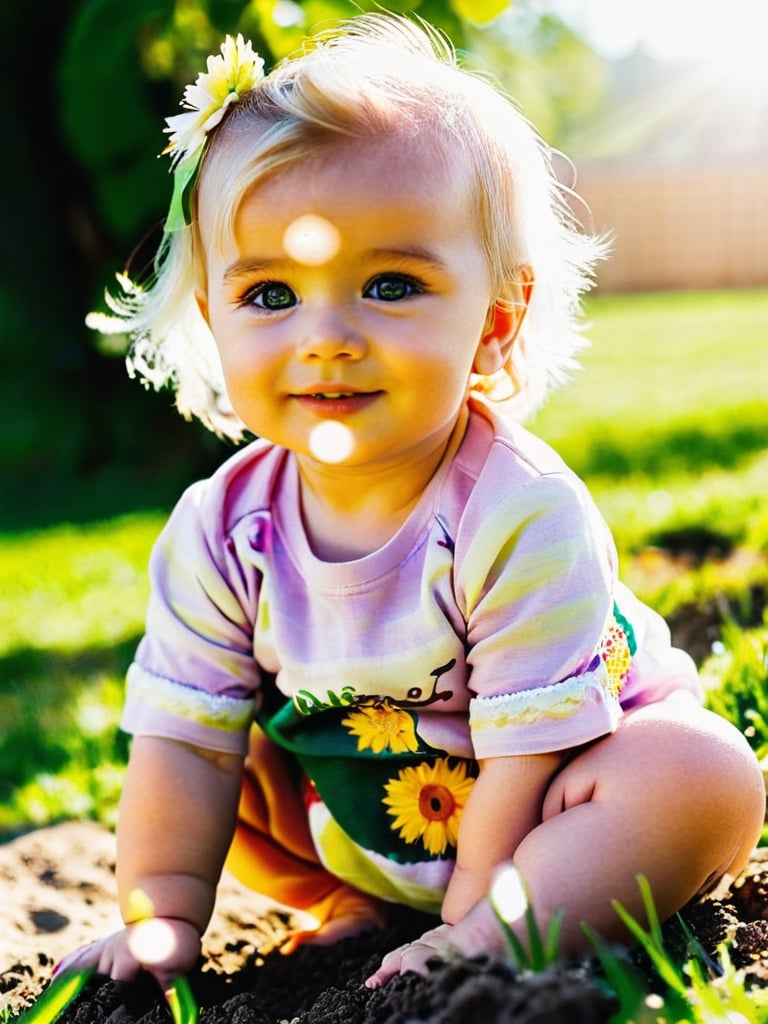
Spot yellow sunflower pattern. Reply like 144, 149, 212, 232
383, 758, 475, 856
341, 700, 419, 754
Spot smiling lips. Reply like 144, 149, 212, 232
293, 388, 382, 417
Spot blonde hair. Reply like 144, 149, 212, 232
98, 13, 606, 440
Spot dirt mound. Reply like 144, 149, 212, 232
3, 822, 768, 1023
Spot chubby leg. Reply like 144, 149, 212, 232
514, 697, 764, 951
227, 725, 386, 952
368, 698, 764, 985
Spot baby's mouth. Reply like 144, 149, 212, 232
295, 389, 382, 401
309, 392, 359, 399
293, 389, 382, 416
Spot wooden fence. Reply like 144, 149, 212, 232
575, 166, 768, 293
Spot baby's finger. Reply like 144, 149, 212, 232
364, 944, 408, 988
99, 939, 144, 984
52, 937, 111, 980
364, 939, 443, 988
395, 940, 444, 977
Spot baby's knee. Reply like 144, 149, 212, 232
702, 713, 765, 850
690, 719, 765, 891
679, 707, 764, 815
631, 706, 765, 866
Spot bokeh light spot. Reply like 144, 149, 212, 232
283, 215, 340, 266
128, 918, 178, 965
127, 887, 156, 921
309, 421, 355, 463
490, 864, 529, 924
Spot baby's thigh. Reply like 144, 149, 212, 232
543, 697, 764, 870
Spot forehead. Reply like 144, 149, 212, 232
288, 131, 466, 184
233, 133, 474, 239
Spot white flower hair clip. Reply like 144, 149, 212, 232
162, 33, 265, 232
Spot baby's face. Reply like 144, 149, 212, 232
196, 134, 504, 472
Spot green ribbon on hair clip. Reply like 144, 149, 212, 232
161, 33, 265, 233
164, 143, 205, 233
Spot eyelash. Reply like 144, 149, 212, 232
237, 273, 426, 311
363, 273, 425, 301
238, 281, 296, 311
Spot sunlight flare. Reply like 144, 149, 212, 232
490, 864, 529, 924
127, 918, 178, 965
283, 214, 341, 266
309, 421, 355, 462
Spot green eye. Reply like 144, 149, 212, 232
251, 282, 297, 310
366, 275, 421, 301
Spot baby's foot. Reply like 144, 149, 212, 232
281, 911, 385, 953
365, 898, 511, 988
280, 890, 387, 954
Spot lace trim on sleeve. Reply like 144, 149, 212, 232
124, 662, 255, 734
469, 662, 621, 757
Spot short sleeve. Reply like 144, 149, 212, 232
122, 478, 263, 755
455, 472, 621, 758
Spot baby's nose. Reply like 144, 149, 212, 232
295, 307, 366, 360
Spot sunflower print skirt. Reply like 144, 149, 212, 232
225, 697, 479, 917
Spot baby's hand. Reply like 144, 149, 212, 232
53, 918, 201, 991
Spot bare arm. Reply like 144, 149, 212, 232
56, 735, 244, 986
116, 735, 244, 932
366, 751, 565, 988
441, 751, 564, 924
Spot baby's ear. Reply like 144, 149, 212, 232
473, 268, 533, 377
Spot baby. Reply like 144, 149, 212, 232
59, 14, 763, 992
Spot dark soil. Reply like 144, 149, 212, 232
3, 822, 768, 1023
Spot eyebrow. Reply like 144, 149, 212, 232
223, 257, 288, 283
223, 246, 448, 282
367, 247, 449, 271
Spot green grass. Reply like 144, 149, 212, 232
531, 288, 768, 614
0, 288, 766, 838
586, 876, 768, 1022
532, 289, 768, 450
0, 514, 163, 834
0, 515, 161, 655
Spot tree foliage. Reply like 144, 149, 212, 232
0, 0, 604, 528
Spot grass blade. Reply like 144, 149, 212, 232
15, 967, 95, 1024
581, 924, 646, 1020
524, 902, 545, 969
636, 874, 664, 949
543, 909, 565, 965
610, 897, 688, 996
165, 976, 198, 1024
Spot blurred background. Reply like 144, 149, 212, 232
0, 0, 766, 837
1, 0, 766, 529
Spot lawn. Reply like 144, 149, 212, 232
0, 516, 160, 834
1, 288, 766, 838
531, 289, 768, 616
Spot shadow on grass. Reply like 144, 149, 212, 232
5, 413, 768, 533
0, 463, 209, 534
568, 418, 768, 480
0, 637, 138, 800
